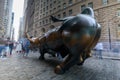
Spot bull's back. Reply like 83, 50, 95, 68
60, 15, 98, 52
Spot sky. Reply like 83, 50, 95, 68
12, 0, 24, 41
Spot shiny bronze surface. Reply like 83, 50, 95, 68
25, 7, 101, 74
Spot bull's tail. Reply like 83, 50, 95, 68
81, 7, 94, 18
50, 15, 65, 22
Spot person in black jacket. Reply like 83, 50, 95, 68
7, 37, 14, 55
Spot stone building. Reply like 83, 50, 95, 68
24, 0, 120, 50
18, 17, 24, 40
0, 0, 13, 38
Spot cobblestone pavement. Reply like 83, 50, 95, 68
0, 50, 120, 80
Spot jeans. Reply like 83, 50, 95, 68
97, 50, 102, 59
0, 46, 5, 56
24, 47, 29, 56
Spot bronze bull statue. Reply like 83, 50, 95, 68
25, 7, 101, 74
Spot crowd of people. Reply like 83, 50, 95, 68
0, 37, 14, 57
0, 36, 32, 58
0, 35, 61, 59
0, 35, 104, 60
16, 37, 31, 57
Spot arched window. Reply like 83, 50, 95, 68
41, 28, 46, 33
34, 30, 37, 36
117, 24, 120, 39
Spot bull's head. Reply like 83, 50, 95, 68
24, 32, 40, 45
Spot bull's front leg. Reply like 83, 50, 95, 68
54, 54, 79, 74
39, 47, 45, 60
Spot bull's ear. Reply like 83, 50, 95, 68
81, 7, 94, 18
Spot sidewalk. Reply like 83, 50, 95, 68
92, 50, 120, 60
0, 50, 120, 80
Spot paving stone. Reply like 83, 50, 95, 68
0, 50, 120, 80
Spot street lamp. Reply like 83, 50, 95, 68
108, 15, 118, 50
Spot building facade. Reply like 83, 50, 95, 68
18, 17, 24, 40
24, 0, 120, 50
10, 12, 14, 40
0, 0, 13, 38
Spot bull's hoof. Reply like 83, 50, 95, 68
86, 53, 92, 58
54, 65, 65, 74
77, 61, 84, 66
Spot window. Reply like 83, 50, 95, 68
46, 12, 48, 15
75, 0, 78, 2
69, 9, 73, 15
53, 7, 56, 11
49, 18, 51, 23
117, 25, 120, 38
46, 6, 48, 10
44, 2, 46, 6
117, 8, 120, 16
58, 0, 61, 4
88, 2, 93, 8
63, 3, 66, 8
40, 14, 41, 18
58, 14, 61, 18
118, 0, 120, 2
50, 4, 52, 8
102, 0, 108, 5
34, 31, 37, 37
41, 28, 45, 33
54, 1, 56, 4
41, 4, 43, 8
35, 12, 39, 17
43, 8, 45, 12
40, 10, 42, 13
63, 12, 66, 17
69, 0, 73, 5
46, 19, 48, 24
39, 22, 41, 25
35, 23, 38, 27
43, 14, 45, 16
47, 0, 49, 3
58, 5, 61, 9
31, 0, 34, 5
50, 10, 52, 13
81, 4, 86, 12
43, 20, 45, 25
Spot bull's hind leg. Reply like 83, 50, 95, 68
77, 54, 84, 65
76, 50, 93, 66
54, 54, 79, 74
77, 51, 91, 65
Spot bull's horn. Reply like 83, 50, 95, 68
25, 32, 40, 44
80, 55, 83, 62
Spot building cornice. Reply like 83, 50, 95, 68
94, 2, 120, 10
